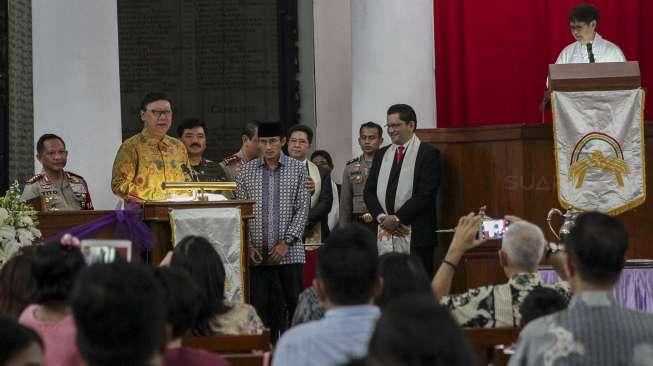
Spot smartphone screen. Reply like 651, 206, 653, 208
481, 219, 509, 240
80, 239, 132, 265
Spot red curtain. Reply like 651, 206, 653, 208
434, 0, 653, 127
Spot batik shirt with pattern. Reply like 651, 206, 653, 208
292, 286, 326, 326
440, 272, 570, 328
509, 291, 653, 366
235, 153, 310, 265
111, 128, 188, 201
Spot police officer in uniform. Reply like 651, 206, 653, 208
22, 134, 93, 211
339, 122, 384, 232
221, 120, 260, 180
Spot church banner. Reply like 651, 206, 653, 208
170, 208, 244, 302
552, 88, 646, 215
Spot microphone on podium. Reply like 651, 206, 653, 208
587, 43, 595, 63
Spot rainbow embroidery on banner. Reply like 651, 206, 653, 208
552, 88, 645, 215
568, 132, 629, 189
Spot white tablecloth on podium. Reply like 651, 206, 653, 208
170, 207, 243, 302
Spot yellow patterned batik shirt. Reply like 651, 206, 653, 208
111, 129, 189, 201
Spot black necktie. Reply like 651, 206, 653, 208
587, 43, 595, 63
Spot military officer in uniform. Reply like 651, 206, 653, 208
339, 122, 383, 232
22, 134, 93, 211
177, 117, 234, 198
221, 120, 260, 180
177, 118, 230, 182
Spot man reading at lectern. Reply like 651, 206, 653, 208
555, 3, 625, 64
111, 92, 189, 202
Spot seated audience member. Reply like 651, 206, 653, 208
0, 315, 44, 366
519, 286, 568, 326
171, 235, 264, 335
72, 262, 166, 366
153, 267, 229, 366
19, 237, 85, 365
291, 285, 325, 326
273, 224, 381, 366
292, 251, 433, 326
375, 252, 433, 308
509, 212, 653, 365
366, 294, 473, 366
432, 213, 568, 327
0, 246, 36, 318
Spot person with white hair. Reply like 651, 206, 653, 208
431, 213, 569, 328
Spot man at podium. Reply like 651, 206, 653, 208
556, 3, 625, 64
111, 92, 189, 202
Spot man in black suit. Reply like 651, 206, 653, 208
364, 104, 440, 274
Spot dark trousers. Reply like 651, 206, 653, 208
411, 245, 436, 277
250, 264, 303, 343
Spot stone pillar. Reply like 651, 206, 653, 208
351, 0, 436, 155
313, 0, 352, 183
32, 0, 122, 208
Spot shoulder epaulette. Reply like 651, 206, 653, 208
25, 172, 46, 184
66, 171, 86, 183
223, 154, 240, 165
346, 157, 361, 165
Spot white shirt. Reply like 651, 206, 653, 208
327, 178, 339, 231
555, 33, 625, 64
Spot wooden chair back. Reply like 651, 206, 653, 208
182, 330, 272, 366
463, 327, 520, 366
182, 329, 271, 353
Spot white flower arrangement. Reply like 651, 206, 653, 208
0, 181, 42, 266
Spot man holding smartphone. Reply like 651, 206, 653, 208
431, 213, 569, 328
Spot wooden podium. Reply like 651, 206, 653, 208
36, 200, 254, 301
417, 123, 652, 293
548, 61, 640, 91
37, 200, 253, 260
142, 200, 254, 263
420, 61, 647, 292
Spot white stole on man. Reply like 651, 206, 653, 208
375, 134, 421, 255
305, 160, 322, 247
327, 179, 339, 231
552, 88, 646, 215
169, 208, 243, 302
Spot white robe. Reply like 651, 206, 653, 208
555, 33, 625, 64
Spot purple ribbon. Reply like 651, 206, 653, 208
44, 203, 155, 255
